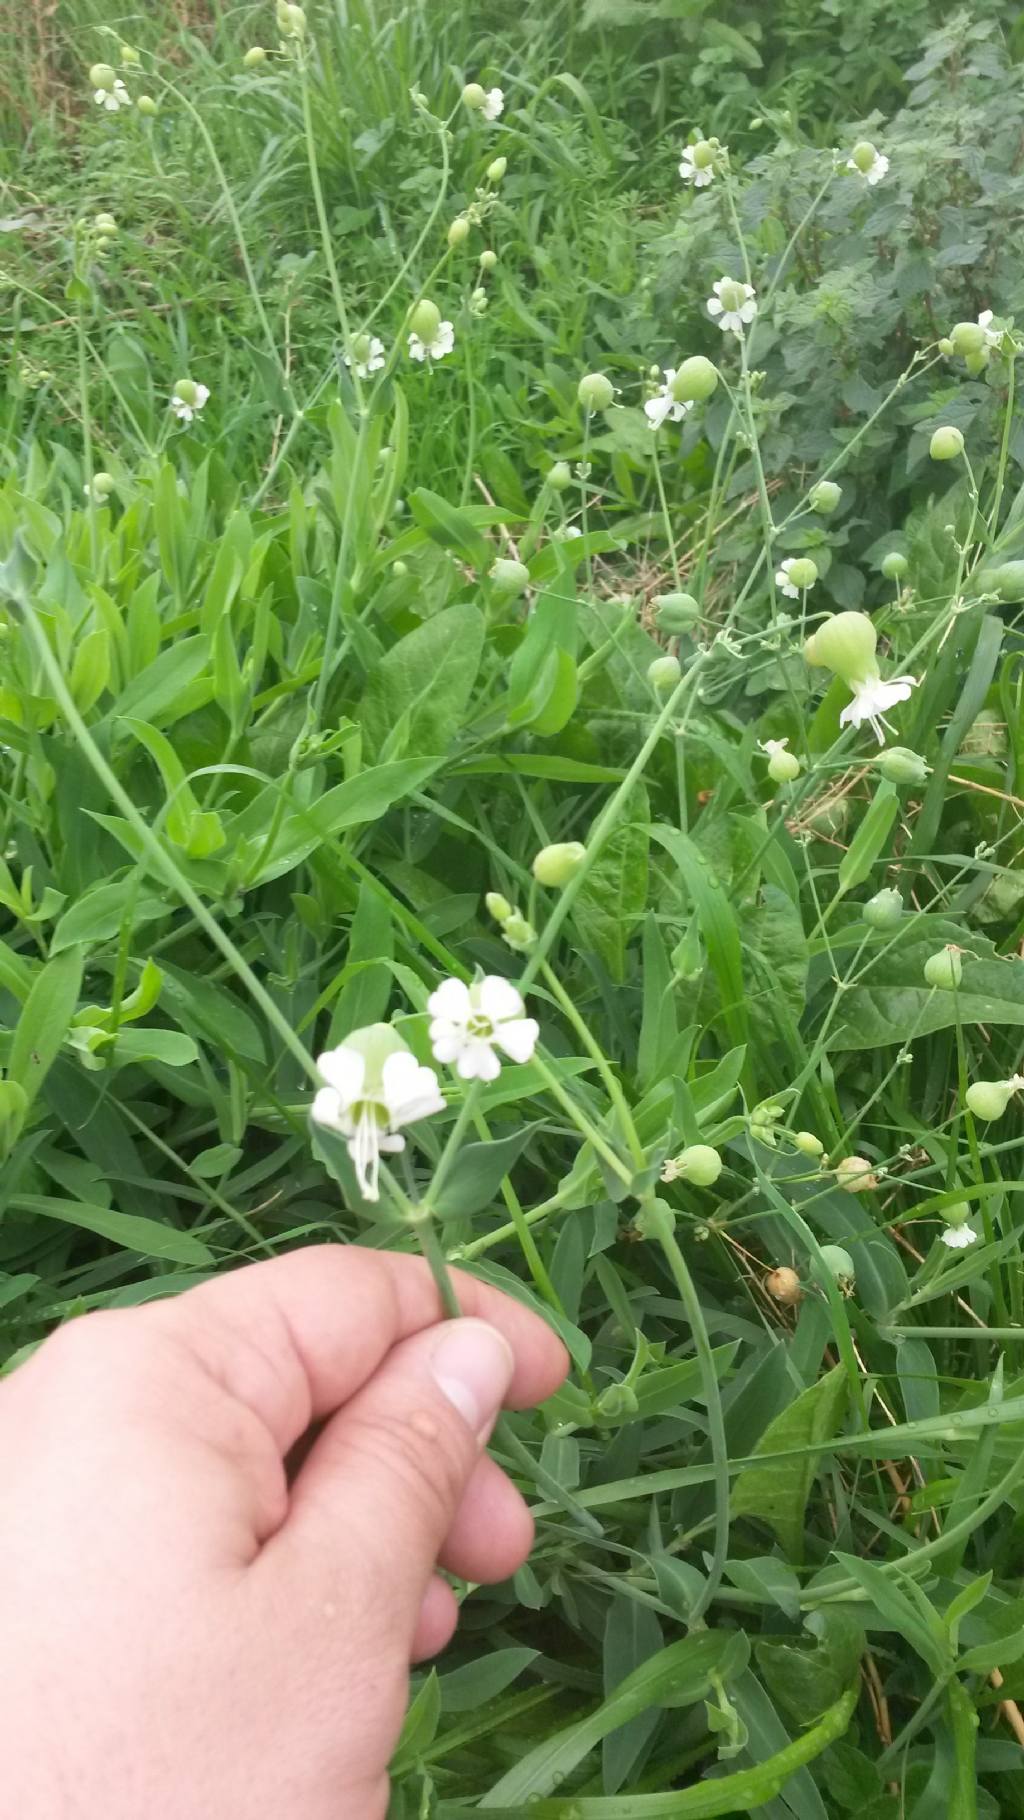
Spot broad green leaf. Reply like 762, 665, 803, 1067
51, 881, 167, 954
833, 923, 1024, 1048
650, 826, 748, 1053
9, 1194, 213, 1265
8, 945, 83, 1108
439, 1648, 539, 1714
434, 1123, 543, 1221
836, 779, 899, 896
359, 604, 485, 761
602, 1594, 663, 1794
407, 487, 493, 568
574, 789, 649, 982
112, 635, 210, 726
732, 1366, 848, 1560
238, 759, 443, 885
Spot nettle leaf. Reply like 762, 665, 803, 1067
573, 788, 649, 982
732, 1366, 849, 1560
359, 603, 485, 761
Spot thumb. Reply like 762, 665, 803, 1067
273, 1317, 515, 1638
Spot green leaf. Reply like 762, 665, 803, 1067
833, 922, 1024, 1048
573, 789, 649, 982
51, 881, 167, 954
732, 1366, 848, 1560
439, 1648, 539, 1713
650, 826, 748, 1053
112, 636, 210, 727
8, 945, 84, 1109
359, 604, 485, 761
391, 1669, 442, 1773
837, 779, 899, 897
602, 1594, 664, 1794
755, 1610, 865, 1724
435, 1123, 543, 1220
407, 488, 493, 568
8, 1194, 213, 1265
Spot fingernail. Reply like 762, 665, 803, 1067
430, 1319, 514, 1441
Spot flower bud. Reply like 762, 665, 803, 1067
930, 425, 964, 461
877, 746, 928, 785
461, 81, 487, 109
966, 1080, 1016, 1122
489, 557, 530, 594
691, 138, 717, 169
409, 298, 441, 342
881, 550, 908, 580
485, 891, 513, 924
767, 745, 801, 784
938, 337, 955, 356
863, 887, 903, 928
547, 459, 572, 490
243, 45, 267, 66
924, 946, 962, 990
950, 321, 986, 356
978, 561, 1024, 602
94, 212, 117, 235
447, 214, 471, 247
89, 471, 114, 500
502, 913, 536, 951
89, 63, 116, 89
671, 1143, 722, 1187
804, 610, 877, 681
850, 140, 879, 174
834, 1155, 878, 1193
786, 557, 819, 591
136, 94, 157, 114
479, 249, 497, 271
119, 43, 140, 65
765, 1266, 802, 1306
793, 1130, 825, 1157
277, 0, 306, 35
577, 371, 615, 412
669, 355, 718, 403
532, 841, 586, 888
943, 1200, 972, 1228
654, 591, 700, 632
595, 1382, 639, 1421
486, 156, 507, 182
818, 1244, 856, 1294
647, 653, 681, 692
173, 378, 198, 406
809, 480, 841, 514
392, 559, 408, 577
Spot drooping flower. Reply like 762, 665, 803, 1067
846, 140, 888, 185
170, 381, 210, 423
344, 334, 386, 379
311, 1024, 444, 1202
644, 368, 691, 430
977, 309, 1002, 349
408, 320, 455, 362
679, 143, 714, 187
941, 1222, 977, 1250
759, 737, 801, 783
707, 277, 757, 336
427, 975, 539, 1082
482, 87, 504, 121
775, 557, 816, 598
839, 672, 918, 746
95, 77, 130, 111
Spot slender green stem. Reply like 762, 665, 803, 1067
540, 961, 645, 1169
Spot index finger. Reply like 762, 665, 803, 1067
150, 1245, 569, 1455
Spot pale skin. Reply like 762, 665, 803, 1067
0, 1246, 569, 1817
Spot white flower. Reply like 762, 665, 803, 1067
344, 336, 386, 379
644, 369, 691, 430
482, 87, 504, 121
428, 975, 539, 1082
408, 320, 455, 362
775, 560, 801, 598
941, 1223, 978, 1250
846, 149, 889, 186
978, 309, 1002, 349
707, 277, 757, 337
95, 79, 129, 111
839, 671, 918, 745
311, 1032, 444, 1202
170, 383, 210, 423
760, 737, 789, 759
679, 145, 714, 188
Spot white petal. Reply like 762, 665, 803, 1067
495, 1016, 539, 1064
381, 1050, 444, 1125
694, 169, 713, 187
408, 335, 427, 361
428, 977, 472, 1022
457, 1040, 501, 1082
430, 1031, 464, 1065
706, 297, 723, 317
477, 975, 526, 1021
979, 310, 992, 328
316, 1045, 365, 1103
645, 393, 673, 428
311, 1086, 347, 1132
712, 280, 726, 297
195, 384, 210, 407
941, 1224, 977, 1249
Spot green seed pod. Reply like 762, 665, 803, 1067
243, 45, 267, 66
930, 424, 964, 461
647, 653, 682, 692
793, 1131, 825, 1157
654, 591, 700, 632
136, 93, 157, 114
669, 355, 719, 403
804, 610, 877, 681
786, 557, 819, 591
409, 298, 441, 342
674, 1143, 722, 1187
489, 557, 530, 594
978, 561, 1024, 602
447, 215, 470, 247
461, 82, 486, 109
691, 138, 716, 170
547, 459, 572, 491
119, 43, 140, 65
484, 891, 512, 923
863, 887, 903, 929
486, 156, 507, 182
938, 337, 955, 356
876, 746, 928, 785
965, 1080, 1016, 1122
89, 63, 116, 89
850, 140, 878, 173
89, 471, 114, 500
767, 746, 801, 784
577, 371, 615, 412
502, 913, 536, 951
809, 480, 841, 514
881, 551, 908, 580
923, 946, 963, 990
94, 212, 118, 235
818, 1244, 856, 1294
479, 249, 497, 271
173, 379, 198, 406
950, 321, 986, 356
532, 841, 586, 888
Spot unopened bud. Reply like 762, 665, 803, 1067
938, 337, 955, 356
243, 45, 267, 66
447, 214, 470, 247
924, 946, 962, 990
767, 744, 801, 784
119, 43, 140, 65
930, 424, 964, 461
485, 891, 513, 924
654, 591, 700, 632
136, 94, 157, 114
479, 249, 497, 271
89, 63, 116, 89
89, 471, 114, 500
966, 1079, 1017, 1122
391, 559, 408, 577
669, 355, 718, 403
809, 480, 841, 514
409, 298, 441, 342
818, 1244, 856, 1294
486, 155, 507, 182
461, 82, 487, 109
595, 1382, 639, 1421
881, 550, 908, 580
489, 557, 530, 594
877, 746, 928, 785
94, 212, 117, 235
502, 914, 536, 951
793, 1131, 825, 1157
547, 459, 572, 491
863, 887, 903, 928
647, 653, 681, 692
577, 371, 615, 412
532, 841, 586, 888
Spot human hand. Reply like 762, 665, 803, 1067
0, 1246, 568, 1818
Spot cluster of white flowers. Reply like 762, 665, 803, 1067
310, 977, 539, 1199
